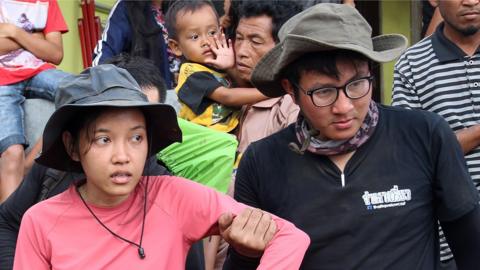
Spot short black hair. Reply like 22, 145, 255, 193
237, 0, 303, 43
281, 50, 373, 99
105, 53, 167, 103
165, 0, 218, 40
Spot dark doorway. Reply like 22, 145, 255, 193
356, 1, 382, 102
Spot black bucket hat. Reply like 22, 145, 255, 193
252, 3, 408, 97
36, 64, 182, 172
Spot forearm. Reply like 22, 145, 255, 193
209, 87, 268, 107
455, 125, 480, 154
0, 37, 21, 55
256, 217, 309, 270
203, 236, 221, 270
441, 206, 480, 270
10, 28, 63, 64
224, 217, 309, 270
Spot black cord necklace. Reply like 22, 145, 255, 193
76, 179, 148, 260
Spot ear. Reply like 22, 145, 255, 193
62, 131, 80, 162
168, 39, 183, 57
428, 0, 438, 8
281, 78, 298, 104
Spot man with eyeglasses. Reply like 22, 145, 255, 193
224, 4, 480, 270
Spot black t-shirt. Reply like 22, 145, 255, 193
234, 105, 479, 269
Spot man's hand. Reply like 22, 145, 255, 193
219, 208, 276, 258
204, 32, 234, 70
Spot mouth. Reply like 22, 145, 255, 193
110, 171, 133, 184
236, 62, 251, 71
203, 50, 213, 56
460, 10, 480, 19
332, 118, 354, 129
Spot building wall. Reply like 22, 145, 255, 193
380, 1, 413, 105
56, 0, 115, 74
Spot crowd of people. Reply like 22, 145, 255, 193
0, 0, 479, 269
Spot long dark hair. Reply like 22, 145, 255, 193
124, 1, 173, 88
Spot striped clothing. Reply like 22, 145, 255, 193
392, 23, 480, 262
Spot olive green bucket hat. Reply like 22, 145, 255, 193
251, 3, 408, 97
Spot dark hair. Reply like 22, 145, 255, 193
123, 1, 173, 88
105, 53, 167, 103
237, 0, 302, 43
165, 0, 218, 40
64, 107, 104, 160
282, 50, 373, 99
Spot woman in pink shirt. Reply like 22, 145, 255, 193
13, 65, 309, 270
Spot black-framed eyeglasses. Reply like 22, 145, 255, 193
291, 76, 374, 107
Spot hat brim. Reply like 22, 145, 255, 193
36, 101, 181, 172
252, 33, 408, 97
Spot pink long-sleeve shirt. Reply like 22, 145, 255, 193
14, 176, 309, 269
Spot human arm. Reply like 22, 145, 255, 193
441, 206, 480, 270
0, 163, 48, 270
0, 24, 63, 64
222, 146, 272, 268
391, 57, 423, 110
454, 125, 480, 154
430, 115, 480, 269
92, 1, 132, 66
160, 176, 309, 270
203, 209, 276, 270
177, 69, 268, 114
0, 32, 47, 55
12, 209, 50, 270
208, 86, 268, 107
393, 54, 480, 154
25, 138, 43, 175
218, 209, 276, 258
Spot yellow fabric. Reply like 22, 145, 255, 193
175, 63, 240, 133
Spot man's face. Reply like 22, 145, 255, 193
435, 0, 480, 36
284, 58, 372, 141
234, 15, 276, 83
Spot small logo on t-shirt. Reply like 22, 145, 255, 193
362, 185, 411, 210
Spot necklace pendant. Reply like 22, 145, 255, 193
138, 247, 146, 259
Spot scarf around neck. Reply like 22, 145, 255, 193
290, 101, 379, 156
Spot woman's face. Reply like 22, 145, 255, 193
69, 107, 148, 207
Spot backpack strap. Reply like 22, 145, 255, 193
36, 168, 69, 202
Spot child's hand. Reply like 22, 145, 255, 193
204, 32, 234, 70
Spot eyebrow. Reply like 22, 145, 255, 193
95, 125, 147, 133
237, 32, 265, 39
309, 73, 368, 89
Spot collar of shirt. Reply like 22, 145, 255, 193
431, 22, 480, 63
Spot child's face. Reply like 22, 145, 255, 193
169, 5, 220, 64
72, 107, 148, 206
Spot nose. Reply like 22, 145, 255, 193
235, 40, 249, 59
331, 89, 354, 114
200, 35, 211, 48
111, 142, 130, 164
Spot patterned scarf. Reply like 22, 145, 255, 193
290, 101, 379, 155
